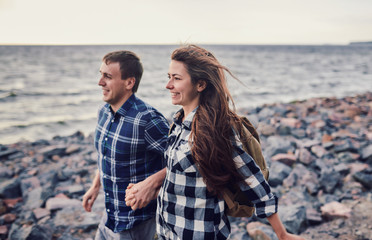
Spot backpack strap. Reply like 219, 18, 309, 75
168, 122, 175, 136
240, 116, 260, 143
239, 116, 268, 180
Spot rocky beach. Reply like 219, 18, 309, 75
0, 92, 371, 240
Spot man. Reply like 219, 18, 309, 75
82, 50, 169, 240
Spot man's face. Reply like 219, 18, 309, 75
98, 61, 132, 111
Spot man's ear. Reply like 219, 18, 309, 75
125, 77, 136, 90
197, 80, 207, 92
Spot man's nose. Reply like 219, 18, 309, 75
98, 76, 105, 86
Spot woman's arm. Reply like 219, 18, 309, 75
267, 213, 306, 240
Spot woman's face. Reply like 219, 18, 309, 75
166, 60, 201, 112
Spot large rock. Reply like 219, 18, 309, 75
280, 118, 302, 128
45, 195, 81, 211
279, 187, 309, 207
270, 153, 297, 167
319, 168, 342, 194
39, 145, 67, 159
320, 201, 351, 220
306, 208, 323, 226
53, 206, 101, 230
20, 177, 41, 197
360, 145, 372, 163
333, 139, 358, 153
32, 208, 51, 220
268, 161, 292, 187
0, 147, 19, 159
310, 145, 327, 158
296, 148, 315, 165
257, 108, 276, 121
0, 166, 13, 178
0, 178, 21, 198
55, 184, 85, 197
9, 223, 53, 240
264, 136, 295, 159
353, 169, 372, 189
24, 187, 43, 210
282, 164, 319, 195
278, 205, 307, 234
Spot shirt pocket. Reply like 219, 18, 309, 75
171, 140, 199, 176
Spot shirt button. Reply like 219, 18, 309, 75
107, 209, 110, 212
111, 119, 114, 123
106, 193, 109, 196
105, 137, 108, 141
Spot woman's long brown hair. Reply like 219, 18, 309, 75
171, 45, 245, 196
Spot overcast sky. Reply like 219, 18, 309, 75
1, 0, 371, 45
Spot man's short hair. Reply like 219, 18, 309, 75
103, 51, 143, 93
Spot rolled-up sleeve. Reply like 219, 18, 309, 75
232, 137, 278, 218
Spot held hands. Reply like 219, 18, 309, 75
125, 179, 160, 210
125, 183, 139, 209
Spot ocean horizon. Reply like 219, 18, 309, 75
1, 44, 371, 144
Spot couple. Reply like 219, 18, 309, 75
82, 45, 304, 240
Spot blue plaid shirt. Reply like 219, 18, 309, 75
157, 108, 278, 239
95, 94, 169, 233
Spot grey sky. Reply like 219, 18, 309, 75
1, 0, 371, 45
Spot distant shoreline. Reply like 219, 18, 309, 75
349, 41, 372, 45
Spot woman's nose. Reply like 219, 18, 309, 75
166, 79, 173, 89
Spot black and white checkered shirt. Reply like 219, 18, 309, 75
156, 108, 278, 240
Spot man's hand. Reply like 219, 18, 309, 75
125, 180, 160, 210
82, 170, 101, 212
82, 186, 100, 212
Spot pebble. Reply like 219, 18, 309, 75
320, 201, 352, 219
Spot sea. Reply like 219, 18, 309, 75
0, 44, 371, 145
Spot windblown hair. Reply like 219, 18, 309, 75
171, 45, 245, 196
103, 51, 143, 93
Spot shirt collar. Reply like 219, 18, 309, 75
173, 106, 198, 130
105, 94, 136, 117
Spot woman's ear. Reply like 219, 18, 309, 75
197, 80, 207, 92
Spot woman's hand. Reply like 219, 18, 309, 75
125, 183, 138, 208
278, 232, 306, 240
267, 213, 306, 240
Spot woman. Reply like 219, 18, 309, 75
126, 45, 304, 240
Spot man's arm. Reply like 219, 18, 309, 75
82, 169, 101, 212
125, 168, 166, 210
125, 112, 169, 210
